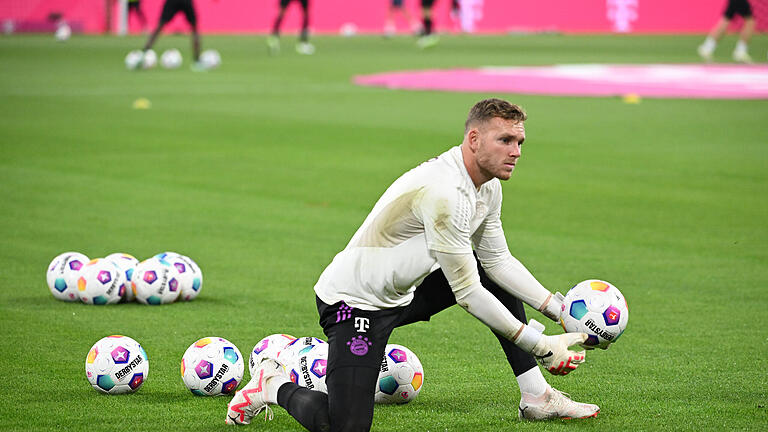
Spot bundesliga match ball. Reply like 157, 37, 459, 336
155, 252, 203, 301
160, 49, 183, 69
375, 344, 424, 404
77, 258, 126, 305
85, 335, 148, 394
125, 50, 143, 70
560, 279, 629, 349
276, 336, 327, 367
181, 337, 244, 396
200, 49, 221, 69
46, 251, 89, 301
131, 256, 181, 305
141, 49, 157, 69
283, 339, 328, 393
249, 333, 296, 375
105, 253, 139, 302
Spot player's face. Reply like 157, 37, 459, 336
473, 117, 525, 182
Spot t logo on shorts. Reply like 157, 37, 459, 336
354, 317, 369, 333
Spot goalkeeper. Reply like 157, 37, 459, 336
227, 98, 599, 430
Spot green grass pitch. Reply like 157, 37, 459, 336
1, 33, 767, 431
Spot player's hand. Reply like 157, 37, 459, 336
530, 331, 587, 376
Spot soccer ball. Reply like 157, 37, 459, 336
77, 258, 126, 305
125, 50, 143, 70
160, 49, 183, 69
283, 339, 328, 392
85, 335, 149, 394
276, 336, 327, 366
131, 256, 181, 305
375, 344, 424, 404
105, 253, 139, 302
181, 337, 244, 396
46, 251, 89, 301
54, 22, 71, 42
142, 49, 157, 69
249, 333, 296, 375
156, 252, 203, 301
200, 49, 221, 69
560, 279, 629, 349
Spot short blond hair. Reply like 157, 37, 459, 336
464, 98, 527, 133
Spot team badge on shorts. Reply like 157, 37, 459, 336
347, 335, 372, 356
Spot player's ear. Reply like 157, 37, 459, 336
467, 128, 480, 150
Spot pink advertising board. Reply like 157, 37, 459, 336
0, 0, 760, 34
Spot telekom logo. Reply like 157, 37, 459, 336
606, 0, 638, 33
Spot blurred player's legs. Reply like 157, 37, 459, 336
385, 0, 418, 37
698, 0, 755, 63
128, 0, 147, 32
418, 0, 439, 48
142, 0, 202, 67
270, 0, 314, 55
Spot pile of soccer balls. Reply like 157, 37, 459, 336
85, 333, 425, 404
248, 334, 425, 404
46, 251, 203, 305
124, 48, 221, 70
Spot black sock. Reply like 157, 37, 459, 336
276, 382, 330, 432
424, 18, 432, 35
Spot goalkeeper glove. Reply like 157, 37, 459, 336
520, 319, 587, 376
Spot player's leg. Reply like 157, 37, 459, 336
699, 1, 740, 61
180, 0, 201, 63
399, 257, 599, 420
319, 297, 400, 431
268, 0, 290, 54
417, 0, 438, 48
272, 0, 290, 36
295, 0, 315, 54
143, 0, 177, 51
476, 266, 599, 420
733, 0, 755, 63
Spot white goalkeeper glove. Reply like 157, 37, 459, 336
538, 292, 566, 322
517, 319, 587, 376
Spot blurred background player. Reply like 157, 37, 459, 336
267, 0, 315, 55
697, 0, 756, 63
128, 0, 148, 33
417, 0, 439, 48
141, 0, 204, 69
384, 0, 419, 37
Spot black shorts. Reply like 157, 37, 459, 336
724, 0, 753, 19
280, 0, 309, 9
391, 0, 404, 8
160, 0, 197, 26
421, 0, 436, 8
315, 257, 536, 430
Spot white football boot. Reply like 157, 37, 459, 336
225, 359, 285, 425
519, 387, 599, 420
732, 50, 753, 64
697, 44, 714, 63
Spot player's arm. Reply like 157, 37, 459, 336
471, 206, 564, 322
435, 251, 586, 375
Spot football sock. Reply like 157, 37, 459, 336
701, 37, 716, 51
276, 382, 330, 431
265, 374, 291, 404
424, 18, 433, 35
516, 367, 548, 396
735, 40, 748, 54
